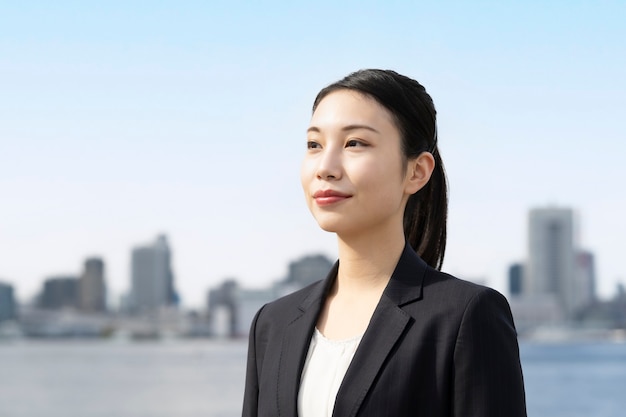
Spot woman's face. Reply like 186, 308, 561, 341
301, 90, 416, 238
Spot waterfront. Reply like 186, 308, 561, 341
521, 342, 626, 417
0, 340, 247, 417
1, 339, 625, 417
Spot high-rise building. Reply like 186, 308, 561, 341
527, 207, 594, 317
131, 234, 177, 313
278, 254, 334, 295
574, 250, 596, 309
39, 276, 79, 310
527, 208, 575, 297
79, 257, 107, 313
508, 263, 524, 296
0, 282, 17, 322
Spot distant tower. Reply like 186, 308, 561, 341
39, 276, 79, 310
527, 207, 586, 317
284, 255, 334, 288
508, 263, 524, 296
0, 282, 17, 322
574, 250, 596, 308
207, 279, 239, 337
79, 257, 107, 312
131, 234, 177, 313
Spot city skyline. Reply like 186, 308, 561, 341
1, 1, 625, 308
1, 204, 617, 312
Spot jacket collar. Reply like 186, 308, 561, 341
380, 241, 427, 306
277, 242, 428, 417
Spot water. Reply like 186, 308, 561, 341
1, 339, 625, 417
0, 340, 247, 417
521, 342, 626, 417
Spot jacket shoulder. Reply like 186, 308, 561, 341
424, 267, 507, 304
416, 267, 514, 331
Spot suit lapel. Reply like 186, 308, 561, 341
276, 263, 338, 417
332, 244, 427, 417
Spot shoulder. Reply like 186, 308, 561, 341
390, 242, 508, 308
425, 267, 509, 308
415, 267, 516, 333
387, 245, 512, 323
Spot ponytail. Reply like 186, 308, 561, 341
403, 148, 448, 270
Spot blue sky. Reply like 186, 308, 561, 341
1, 1, 625, 307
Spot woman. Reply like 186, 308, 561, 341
242, 69, 527, 417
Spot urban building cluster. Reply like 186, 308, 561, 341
507, 208, 626, 338
0, 233, 333, 340
1, 207, 625, 341
207, 254, 333, 337
37, 258, 106, 312
0, 235, 184, 339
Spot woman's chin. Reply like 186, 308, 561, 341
317, 222, 340, 233
315, 220, 356, 236
314, 218, 345, 234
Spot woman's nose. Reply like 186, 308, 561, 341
316, 148, 342, 180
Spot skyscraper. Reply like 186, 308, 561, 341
39, 276, 79, 310
508, 263, 524, 296
79, 257, 107, 313
527, 207, 593, 317
131, 234, 177, 313
0, 282, 17, 322
574, 250, 596, 309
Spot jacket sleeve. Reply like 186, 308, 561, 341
241, 305, 266, 417
453, 288, 527, 417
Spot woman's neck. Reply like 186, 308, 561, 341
334, 229, 406, 295
316, 228, 406, 339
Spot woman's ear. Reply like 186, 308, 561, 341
405, 152, 435, 195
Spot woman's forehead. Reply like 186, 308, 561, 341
309, 90, 396, 132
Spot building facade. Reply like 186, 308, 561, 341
277, 254, 334, 295
574, 250, 596, 311
39, 276, 79, 310
131, 235, 177, 313
526, 207, 594, 318
508, 263, 524, 296
79, 257, 107, 312
0, 282, 17, 322
207, 279, 239, 337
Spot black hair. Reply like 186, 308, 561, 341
312, 69, 448, 270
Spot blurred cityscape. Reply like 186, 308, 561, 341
1, 206, 625, 342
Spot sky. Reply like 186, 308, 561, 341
1, 0, 625, 308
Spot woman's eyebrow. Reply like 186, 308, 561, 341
341, 124, 380, 134
307, 124, 380, 134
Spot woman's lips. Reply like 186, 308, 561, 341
313, 190, 352, 206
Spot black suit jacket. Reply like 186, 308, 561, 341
242, 244, 527, 417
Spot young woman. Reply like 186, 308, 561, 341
242, 69, 527, 417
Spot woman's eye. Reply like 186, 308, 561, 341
346, 139, 366, 147
307, 141, 321, 149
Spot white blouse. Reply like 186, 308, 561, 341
298, 328, 363, 417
